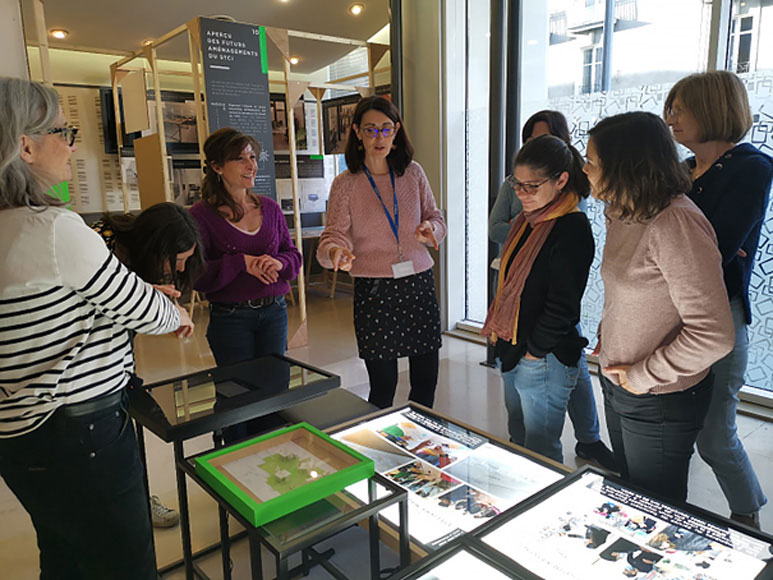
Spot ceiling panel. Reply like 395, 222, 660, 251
22, 0, 389, 74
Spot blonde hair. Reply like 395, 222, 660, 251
0, 77, 62, 209
664, 71, 752, 143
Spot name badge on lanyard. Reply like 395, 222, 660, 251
363, 165, 415, 279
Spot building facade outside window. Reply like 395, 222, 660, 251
452, 0, 773, 395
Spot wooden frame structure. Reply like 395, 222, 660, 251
109, 17, 389, 347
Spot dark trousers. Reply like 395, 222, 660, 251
207, 299, 288, 443
206, 298, 288, 367
600, 373, 713, 503
0, 392, 156, 580
364, 350, 439, 409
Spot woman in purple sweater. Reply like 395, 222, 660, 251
190, 128, 302, 368
584, 112, 733, 503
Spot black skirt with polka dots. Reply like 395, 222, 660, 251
353, 268, 442, 360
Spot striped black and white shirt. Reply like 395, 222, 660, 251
0, 207, 180, 437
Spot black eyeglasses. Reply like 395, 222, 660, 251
361, 125, 396, 138
47, 126, 78, 146
507, 174, 556, 196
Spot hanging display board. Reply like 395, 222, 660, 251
57, 85, 140, 214
199, 17, 276, 199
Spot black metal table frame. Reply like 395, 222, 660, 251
129, 355, 341, 580
180, 456, 411, 580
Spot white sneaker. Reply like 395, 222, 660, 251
150, 495, 180, 528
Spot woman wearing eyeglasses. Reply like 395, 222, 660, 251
489, 109, 616, 471
0, 78, 192, 579
482, 135, 594, 464
664, 71, 772, 527
585, 112, 734, 503
317, 96, 446, 409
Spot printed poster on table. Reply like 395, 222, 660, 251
332, 407, 562, 550
200, 17, 276, 200
482, 471, 773, 580
416, 549, 512, 579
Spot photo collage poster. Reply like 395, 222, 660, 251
415, 549, 512, 580
482, 471, 773, 580
332, 408, 563, 550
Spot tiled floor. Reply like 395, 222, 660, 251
1, 291, 771, 578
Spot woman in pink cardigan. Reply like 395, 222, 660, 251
584, 112, 734, 503
317, 96, 446, 408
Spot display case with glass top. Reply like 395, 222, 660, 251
328, 404, 567, 554
385, 536, 521, 579
476, 466, 773, 580
129, 354, 339, 442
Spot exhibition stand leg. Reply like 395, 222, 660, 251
368, 478, 381, 580
219, 504, 232, 579
174, 440, 196, 579
248, 532, 263, 579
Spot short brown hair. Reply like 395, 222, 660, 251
344, 96, 414, 176
588, 112, 691, 223
664, 71, 752, 143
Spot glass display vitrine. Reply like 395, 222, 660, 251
328, 404, 566, 553
476, 466, 773, 580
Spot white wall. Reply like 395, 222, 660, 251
1, 0, 29, 79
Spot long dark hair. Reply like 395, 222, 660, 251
201, 128, 261, 222
513, 134, 589, 198
521, 110, 571, 144
105, 202, 204, 293
588, 112, 691, 222
344, 96, 414, 176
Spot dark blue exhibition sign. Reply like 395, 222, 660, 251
199, 17, 276, 199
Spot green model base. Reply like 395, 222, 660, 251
194, 422, 374, 528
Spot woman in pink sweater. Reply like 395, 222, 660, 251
317, 96, 446, 408
584, 112, 733, 503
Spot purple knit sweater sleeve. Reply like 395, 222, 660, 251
190, 199, 300, 302
190, 202, 246, 294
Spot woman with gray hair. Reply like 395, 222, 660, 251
0, 78, 192, 579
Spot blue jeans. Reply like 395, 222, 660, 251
206, 297, 288, 367
207, 298, 289, 443
501, 353, 579, 463
567, 343, 601, 444
0, 392, 156, 580
696, 296, 767, 514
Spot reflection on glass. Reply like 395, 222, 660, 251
146, 357, 330, 426
332, 408, 562, 550
482, 472, 772, 580
416, 550, 511, 580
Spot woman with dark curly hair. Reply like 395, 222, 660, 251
585, 112, 734, 502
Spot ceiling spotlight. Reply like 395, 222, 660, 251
349, 3, 364, 16
49, 29, 69, 40
289, 56, 300, 65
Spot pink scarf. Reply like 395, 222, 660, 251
482, 193, 580, 343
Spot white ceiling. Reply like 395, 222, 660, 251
21, 0, 390, 75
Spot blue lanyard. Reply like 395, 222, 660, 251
363, 165, 400, 247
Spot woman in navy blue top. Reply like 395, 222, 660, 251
665, 71, 773, 529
